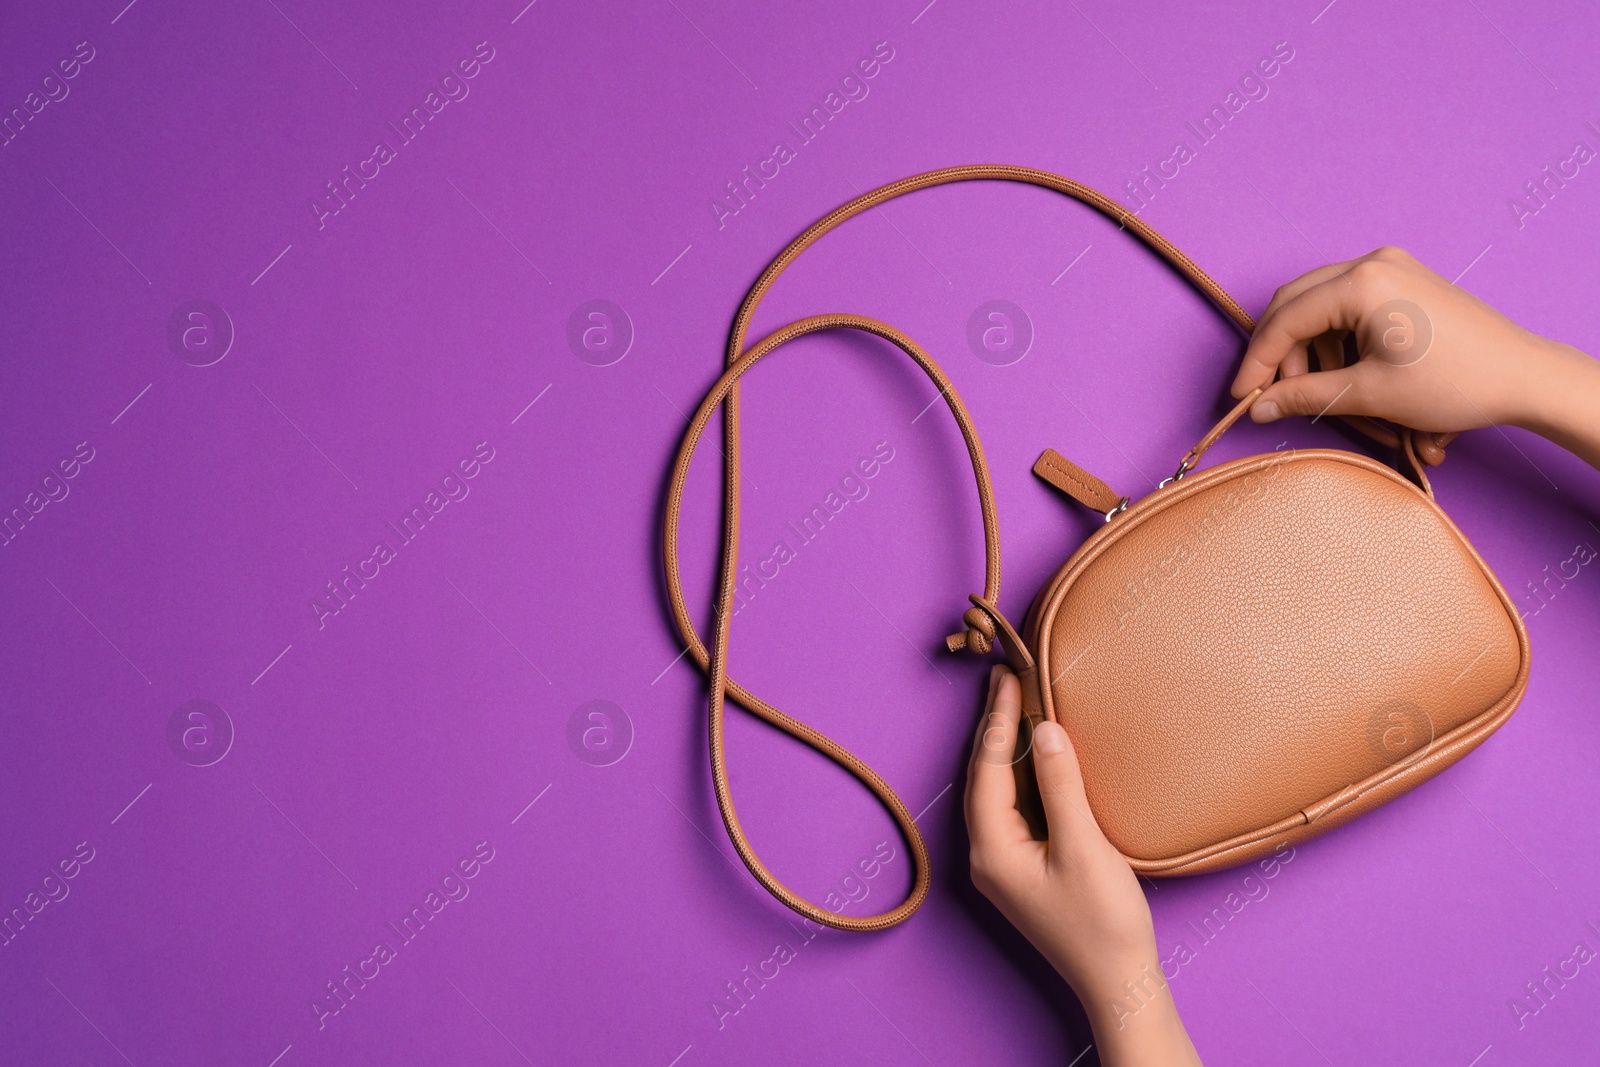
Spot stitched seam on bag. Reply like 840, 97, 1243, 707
1128, 680, 1529, 868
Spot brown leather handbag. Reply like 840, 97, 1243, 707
663, 166, 1530, 931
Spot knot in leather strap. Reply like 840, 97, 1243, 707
954, 604, 996, 655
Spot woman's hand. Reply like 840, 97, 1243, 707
966, 666, 1201, 1065
1231, 246, 1600, 469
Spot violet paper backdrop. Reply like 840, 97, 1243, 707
3, 0, 1599, 1063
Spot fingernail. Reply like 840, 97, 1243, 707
1254, 400, 1279, 421
989, 664, 1004, 687
1034, 721, 1066, 754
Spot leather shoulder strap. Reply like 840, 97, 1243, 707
664, 313, 1010, 930
726, 166, 1256, 356
661, 165, 1434, 931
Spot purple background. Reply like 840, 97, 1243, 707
3, 0, 1599, 1063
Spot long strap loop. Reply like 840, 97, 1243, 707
663, 314, 1003, 931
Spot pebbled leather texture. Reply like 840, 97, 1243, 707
1024, 447, 1529, 874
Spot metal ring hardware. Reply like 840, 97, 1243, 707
1158, 454, 1195, 489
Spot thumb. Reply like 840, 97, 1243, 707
1031, 721, 1101, 849
1250, 365, 1364, 423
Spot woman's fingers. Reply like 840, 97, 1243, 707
1030, 719, 1102, 861
965, 668, 1029, 849
1251, 363, 1366, 422
1283, 329, 1348, 380
1280, 344, 1309, 380
1310, 330, 1347, 373
1233, 260, 1359, 398
1253, 258, 1360, 329
966, 664, 1004, 780
1233, 267, 1370, 398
